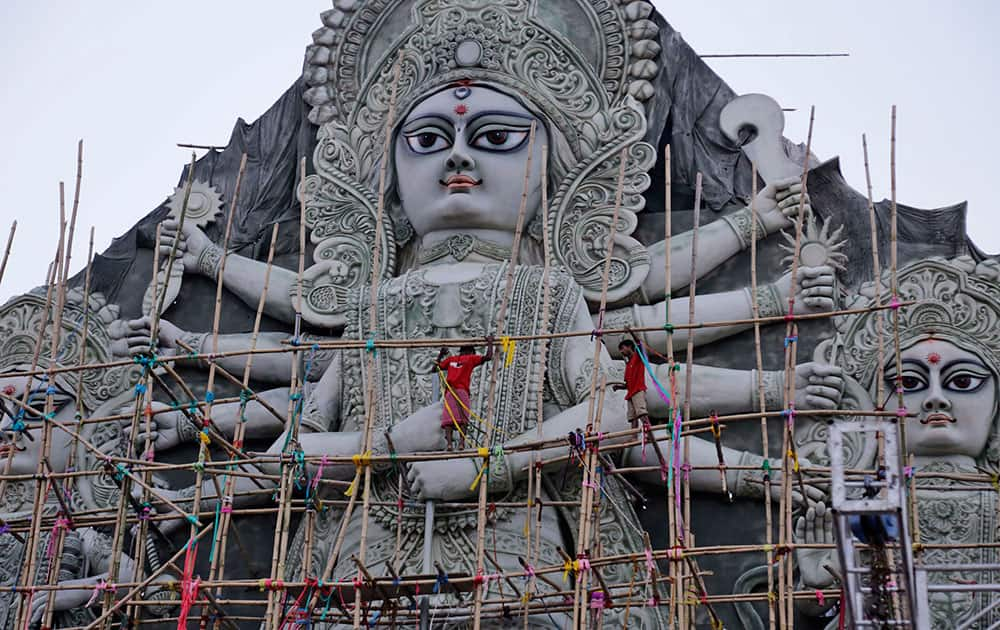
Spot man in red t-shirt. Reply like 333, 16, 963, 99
613, 337, 648, 428
437, 338, 494, 450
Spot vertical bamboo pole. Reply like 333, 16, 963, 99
778, 105, 815, 629
473, 120, 538, 629
0, 220, 16, 288
127, 223, 163, 627
523, 144, 554, 628
748, 162, 777, 630
16, 185, 68, 629
212, 222, 280, 616
679, 172, 702, 629
352, 57, 403, 630
266, 154, 309, 628
185, 152, 247, 630
861, 135, 886, 410
106, 155, 194, 627
567, 148, 627, 629
662, 146, 680, 629
41, 226, 95, 630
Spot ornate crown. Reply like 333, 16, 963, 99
0, 289, 142, 413
298, 0, 663, 325
833, 256, 1000, 391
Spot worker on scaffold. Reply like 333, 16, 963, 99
614, 331, 649, 430
437, 336, 494, 451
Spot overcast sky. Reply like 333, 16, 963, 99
1, 1, 997, 302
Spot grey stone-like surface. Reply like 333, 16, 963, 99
7, 3, 994, 628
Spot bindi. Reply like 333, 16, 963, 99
927, 352, 941, 365
454, 103, 468, 116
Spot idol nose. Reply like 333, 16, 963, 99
922, 379, 952, 413
446, 147, 476, 172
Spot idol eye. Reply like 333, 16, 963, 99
945, 371, 989, 392
889, 371, 927, 393
403, 128, 451, 155
470, 126, 529, 152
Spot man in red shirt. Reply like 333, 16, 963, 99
437, 338, 494, 451
614, 337, 648, 428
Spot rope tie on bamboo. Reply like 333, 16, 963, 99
783, 334, 798, 348
469, 446, 493, 491
709, 413, 721, 439
769, 545, 791, 565
292, 449, 307, 490
343, 451, 372, 496
783, 406, 796, 428
132, 354, 158, 369
644, 547, 656, 573
889, 295, 901, 310
85, 579, 117, 608
279, 577, 318, 629
896, 405, 909, 418
365, 337, 377, 354
761, 458, 771, 482
134, 383, 147, 397
903, 465, 914, 479
220, 496, 234, 514
788, 448, 801, 473
499, 335, 516, 367
257, 579, 285, 592
45, 516, 72, 558
434, 568, 450, 594
590, 590, 607, 610
815, 590, 826, 607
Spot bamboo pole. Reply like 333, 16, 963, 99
679, 172, 702, 629
523, 144, 554, 629
472, 119, 539, 629
0, 220, 16, 288
15, 187, 68, 629
191, 152, 248, 630
748, 161, 777, 630
568, 147, 627, 628
265, 154, 309, 628
212, 222, 280, 613
351, 55, 403, 630
663, 145, 679, 630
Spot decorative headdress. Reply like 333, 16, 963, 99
0, 289, 142, 414
298, 0, 663, 325
833, 256, 1000, 392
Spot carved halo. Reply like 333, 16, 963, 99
0, 289, 142, 414
298, 0, 662, 325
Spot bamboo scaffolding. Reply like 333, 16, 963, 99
1, 101, 977, 630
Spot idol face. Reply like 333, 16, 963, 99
0, 372, 74, 474
886, 340, 997, 458
394, 85, 549, 238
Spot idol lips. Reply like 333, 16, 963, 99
442, 174, 481, 190
922, 412, 955, 426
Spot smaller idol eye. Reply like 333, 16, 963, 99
471, 126, 529, 152
485, 130, 509, 145
891, 371, 927, 393
404, 128, 451, 155
945, 371, 987, 392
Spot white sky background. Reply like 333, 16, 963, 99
1, 1, 997, 302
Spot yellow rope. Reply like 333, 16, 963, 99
436, 368, 496, 432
